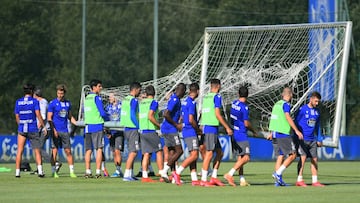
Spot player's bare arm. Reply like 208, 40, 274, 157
189, 114, 202, 135
148, 110, 160, 129
215, 108, 233, 135
285, 113, 303, 140
36, 109, 47, 136
164, 109, 182, 131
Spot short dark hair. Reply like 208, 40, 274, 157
34, 86, 42, 97
145, 85, 155, 96
130, 82, 141, 91
210, 78, 221, 85
23, 83, 35, 95
89, 79, 102, 89
311, 91, 321, 100
176, 82, 186, 91
189, 83, 199, 93
238, 86, 248, 97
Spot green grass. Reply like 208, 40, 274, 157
0, 161, 359, 203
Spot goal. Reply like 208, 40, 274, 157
198, 22, 352, 148
77, 22, 352, 148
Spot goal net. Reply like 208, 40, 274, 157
78, 22, 352, 148
199, 22, 351, 148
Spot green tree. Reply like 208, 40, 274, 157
0, 1, 54, 133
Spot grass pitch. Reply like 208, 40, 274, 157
0, 161, 359, 203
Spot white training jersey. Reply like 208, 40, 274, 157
37, 97, 49, 128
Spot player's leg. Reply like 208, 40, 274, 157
152, 133, 169, 182
84, 133, 93, 177
123, 130, 139, 181
209, 137, 225, 186
296, 155, 307, 186
198, 134, 212, 176
62, 132, 76, 177
63, 147, 76, 177
294, 136, 307, 186
273, 136, 296, 186
189, 160, 200, 186
310, 157, 324, 186
101, 151, 108, 177
50, 134, 60, 177
224, 142, 250, 187
139, 133, 155, 182
33, 148, 43, 176
109, 133, 122, 177
173, 137, 198, 185
15, 134, 26, 177
277, 152, 296, 173
167, 133, 183, 172
156, 150, 164, 172
200, 149, 216, 187
156, 149, 169, 182
39, 131, 51, 164
224, 154, 250, 186
123, 131, 132, 180
29, 132, 45, 177
212, 146, 223, 177
165, 147, 175, 171
141, 152, 150, 180
202, 150, 213, 176
275, 137, 297, 171
148, 157, 155, 176
309, 141, 324, 187
115, 133, 124, 176
238, 166, 248, 186
136, 155, 144, 177
178, 150, 198, 173
198, 134, 206, 160
238, 155, 250, 186
94, 147, 103, 178
272, 138, 283, 171
272, 138, 285, 186
275, 155, 284, 171
140, 154, 156, 182
201, 133, 215, 184
310, 157, 318, 175
93, 131, 105, 178
169, 145, 183, 170
163, 145, 169, 169
162, 133, 176, 175
112, 149, 122, 177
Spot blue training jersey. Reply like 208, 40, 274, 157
230, 99, 249, 142
105, 101, 122, 134
106, 101, 122, 122
161, 93, 182, 134
48, 98, 72, 133
14, 96, 40, 133
273, 100, 291, 139
181, 96, 198, 138
295, 104, 320, 141
203, 94, 222, 135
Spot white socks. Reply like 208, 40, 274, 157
275, 165, 286, 175
37, 165, 43, 175
228, 168, 236, 176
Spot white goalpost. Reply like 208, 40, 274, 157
78, 22, 352, 148
198, 22, 352, 148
